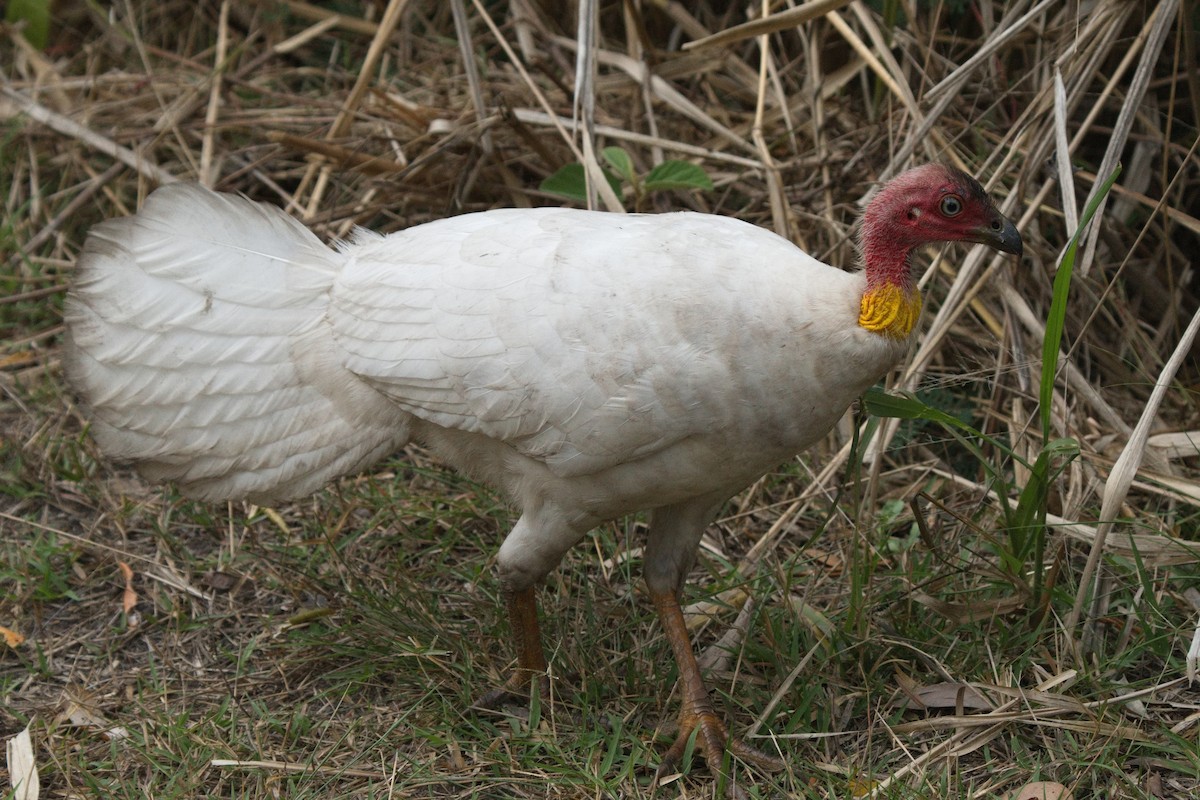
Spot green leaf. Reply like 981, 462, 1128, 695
1040, 164, 1121, 441
1042, 437, 1081, 457
642, 160, 713, 193
539, 163, 622, 204
539, 164, 588, 203
601, 147, 636, 185
864, 389, 983, 435
6, 0, 50, 50
863, 388, 1003, 460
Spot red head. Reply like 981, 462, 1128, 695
859, 164, 1022, 290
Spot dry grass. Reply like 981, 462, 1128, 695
2, 1, 1199, 798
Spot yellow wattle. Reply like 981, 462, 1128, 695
858, 283, 922, 339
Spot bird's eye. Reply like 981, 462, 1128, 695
940, 195, 963, 216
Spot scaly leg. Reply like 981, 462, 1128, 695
473, 587, 550, 708
650, 587, 784, 778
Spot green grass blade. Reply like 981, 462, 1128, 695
1009, 438, 1078, 569
1040, 165, 1122, 440
863, 388, 1023, 466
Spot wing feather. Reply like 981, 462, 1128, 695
332, 208, 828, 477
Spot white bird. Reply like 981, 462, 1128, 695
64, 164, 1021, 776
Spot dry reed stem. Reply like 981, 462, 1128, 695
266, 0, 381, 36
1069, 302, 1200, 650
0, 86, 178, 185
300, 0, 410, 216
752, 1, 790, 238
571, 0, 624, 212
199, 0, 230, 187
683, 0, 855, 52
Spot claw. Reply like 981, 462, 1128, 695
655, 708, 784, 780
472, 670, 550, 711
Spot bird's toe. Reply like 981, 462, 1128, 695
654, 710, 783, 781
470, 671, 550, 712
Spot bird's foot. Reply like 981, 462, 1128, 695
655, 708, 784, 781
471, 670, 550, 711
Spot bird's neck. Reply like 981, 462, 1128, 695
858, 226, 922, 340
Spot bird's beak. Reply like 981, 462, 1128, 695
973, 213, 1023, 257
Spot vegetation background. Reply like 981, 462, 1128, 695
2, 0, 1198, 797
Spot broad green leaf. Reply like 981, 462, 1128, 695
601, 147, 636, 185
540, 163, 621, 204
643, 160, 713, 192
1040, 165, 1121, 440
6, 0, 50, 50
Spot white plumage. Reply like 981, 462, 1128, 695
67, 187, 902, 526
65, 166, 1020, 776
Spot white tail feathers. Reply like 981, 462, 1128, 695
64, 185, 410, 503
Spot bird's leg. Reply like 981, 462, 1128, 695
649, 586, 785, 778
473, 586, 550, 708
